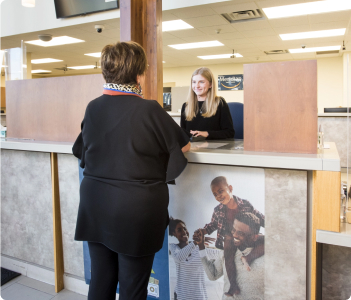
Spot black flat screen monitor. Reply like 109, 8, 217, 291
54, 0, 118, 19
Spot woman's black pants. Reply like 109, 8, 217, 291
87, 242, 155, 300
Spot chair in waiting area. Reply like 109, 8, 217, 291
227, 102, 244, 139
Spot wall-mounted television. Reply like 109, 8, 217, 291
54, 0, 119, 19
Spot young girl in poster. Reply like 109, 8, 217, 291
169, 217, 210, 300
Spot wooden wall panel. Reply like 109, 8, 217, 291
6, 74, 104, 142
244, 60, 317, 154
311, 170, 341, 300
1, 87, 5, 107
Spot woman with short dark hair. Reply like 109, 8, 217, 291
73, 41, 190, 300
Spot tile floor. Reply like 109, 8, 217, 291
0, 275, 87, 300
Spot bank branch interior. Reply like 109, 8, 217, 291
0, 0, 351, 300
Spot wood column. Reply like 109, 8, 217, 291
51, 152, 64, 293
311, 170, 341, 300
120, 0, 163, 105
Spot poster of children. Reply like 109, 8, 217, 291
168, 164, 265, 300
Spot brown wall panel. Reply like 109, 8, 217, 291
6, 74, 105, 142
244, 60, 317, 154
1, 87, 5, 107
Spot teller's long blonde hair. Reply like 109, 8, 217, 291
184, 67, 221, 121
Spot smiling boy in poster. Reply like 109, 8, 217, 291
196, 176, 265, 296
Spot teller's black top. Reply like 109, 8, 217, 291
72, 94, 189, 256
180, 98, 235, 140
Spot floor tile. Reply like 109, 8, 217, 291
1, 275, 25, 292
51, 289, 87, 300
1, 283, 53, 300
17, 276, 56, 296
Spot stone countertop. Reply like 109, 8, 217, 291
317, 222, 351, 248
1, 138, 340, 172
167, 111, 181, 117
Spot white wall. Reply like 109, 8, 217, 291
163, 63, 244, 104
317, 56, 343, 114
163, 56, 344, 113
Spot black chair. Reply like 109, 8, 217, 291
227, 102, 244, 139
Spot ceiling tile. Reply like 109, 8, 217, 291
309, 21, 349, 31
268, 15, 309, 28
171, 7, 217, 19
273, 24, 311, 34
232, 20, 272, 31
309, 11, 351, 24
166, 28, 207, 38
207, 31, 246, 41
242, 28, 277, 37
161, 11, 180, 22
183, 15, 229, 28
197, 24, 238, 35
211, 2, 259, 14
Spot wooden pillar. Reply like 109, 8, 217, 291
51, 152, 64, 293
120, 0, 163, 105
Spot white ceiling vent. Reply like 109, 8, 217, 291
264, 50, 289, 55
221, 9, 264, 23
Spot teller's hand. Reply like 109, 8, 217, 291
190, 130, 209, 138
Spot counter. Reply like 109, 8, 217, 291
0, 138, 340, 171
0, 138, 345, 299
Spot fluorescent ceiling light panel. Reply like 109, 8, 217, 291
162, 20, 193, 32
31, 58, 63, 64
289, 45, 340, 53
280, 29, 346, 40
68, 65, 96, 70
263, 0, 351, 19
85, 52, 101, 57
169, 41, 224, 50
31, 69, 51, 73
25, 36, 84, 47
198, 53, 243, 59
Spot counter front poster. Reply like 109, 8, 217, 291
168, 164, 265, 300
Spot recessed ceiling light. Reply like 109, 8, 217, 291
31, 58, 63, 64
280, 29, 346, 40
67, 65, 96, 70
198, 53, 243, 59
25, 36, 84, 47
162, 20, 193, 32
162, 61, 165, 63
289, 45, 341, 53
169, 41, 224, 50
85, 52, 101, 57
263, 0, 351, 19
31, 70, 51, 73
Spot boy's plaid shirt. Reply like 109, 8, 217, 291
204, 195, 265, 249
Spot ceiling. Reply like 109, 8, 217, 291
1, 0, 351, 77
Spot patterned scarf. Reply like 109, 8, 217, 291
103, 83, 143, 98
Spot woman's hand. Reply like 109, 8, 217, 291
190, 130, 209, 138
182, 142, 191, 153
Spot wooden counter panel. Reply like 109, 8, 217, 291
244, 60, 317, 154
6, 74, 104, 142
